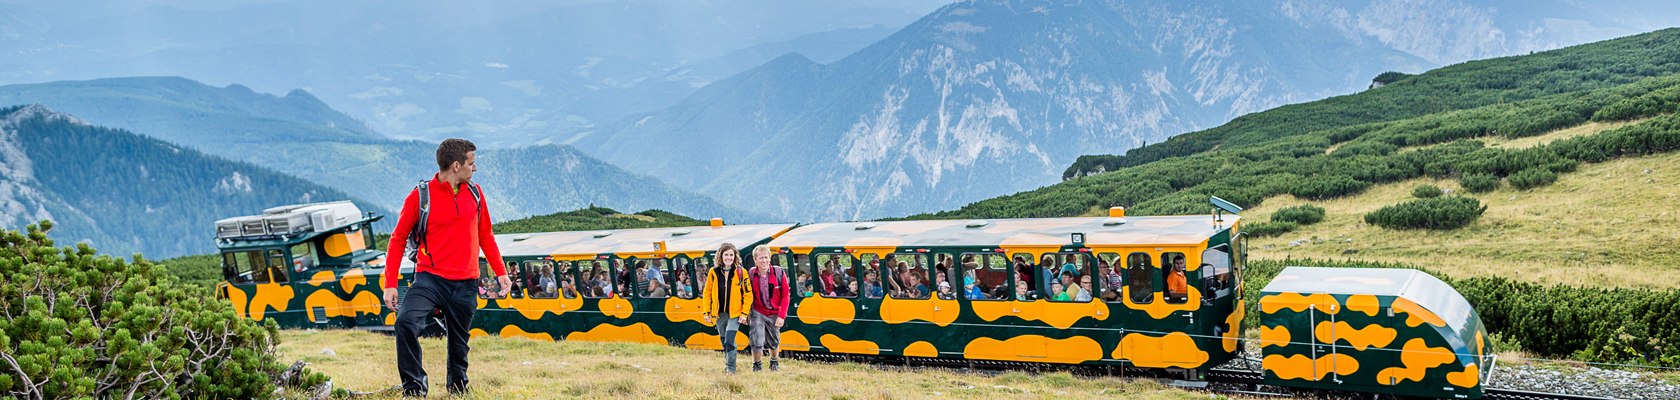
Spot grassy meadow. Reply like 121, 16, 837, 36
279, 329, 1218, 399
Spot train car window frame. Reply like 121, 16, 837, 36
815, 253, 857, 299
288, 242, 318, 274
1009, 253, 1040, 301
1162, 252, 1189, 304
554, 260, 580, 299
477, 260, 502, 300
1046, 252, 1094, 303
1095, 253, 1125, 303
1125, 252, 1155, 304
882, 253, 930, 300
1201, 245, 1232, 298
933, 253, 958, 300
670, 256, 696, 299
263, 249, 288, 283
960, 253, 1009, 302
526, 260, 560, 299
640, 257, 670, 299
579, 259, 611, 299
505, 261, 525, 298
791, 253, 813, 298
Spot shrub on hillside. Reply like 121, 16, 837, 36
1242, 221, 1298, 238
1364, 196, 1487, 230
1508, 167, 1559, 190
1412, 184, 1444, 198
1459, 173, 1501, 193
1288, 175, 1372, 200
1270, 205, 1326, 225
0, 221, 328, 398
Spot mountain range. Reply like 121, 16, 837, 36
576, 0, 1679, 221
0, 104, 381, 257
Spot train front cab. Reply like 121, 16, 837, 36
216, 216, 388, 328
1259, 267, 1490, 399
764, 211, 1247, 377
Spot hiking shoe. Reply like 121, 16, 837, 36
752, 361, 763, 372
769, 359, 780, 371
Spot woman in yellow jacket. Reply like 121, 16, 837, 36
701, 242, 754, 374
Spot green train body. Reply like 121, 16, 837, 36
212, 202, 1488, 398
1259, 267, 1492, 399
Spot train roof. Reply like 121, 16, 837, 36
1261, 266, 1475, 333
494, 223, 797, 259
766, 215, 1237, 250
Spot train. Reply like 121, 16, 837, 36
214, 198, 1491, 399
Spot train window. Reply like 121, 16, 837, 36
506, 262, 525, 298
1163, 252, 1189, 304
262, 249, 288, 283
815, 253, 857, 298
288, 243, 317, 273
556, 261, 579, 299
886, 253, 930, 300
478, 260, 502, 299
960, 253, 1009, 301
669, 257, 691, 299
1126, 252, 1155, 304
1009, 253, 1039, 301
1047, 253, 1093, 302
223, 251, 254, 284
791, 254, 813, 297
640, 258, 670, 298
1202, 246, 1231, 297
612, 258, 631, 298
1096, 253, 1124, 302
579, 260, 610, 298
933, 254, 956, 299
692, 255, 713, 294
526, 260, 558, 299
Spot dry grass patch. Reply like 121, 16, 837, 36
1244, 149, 1680, 289
279, 329, 1220, 399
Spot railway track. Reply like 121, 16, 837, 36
780, 352, 1616, 400
1205, 368, 1617, 400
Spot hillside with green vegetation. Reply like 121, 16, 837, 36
914, 29, 1680, 288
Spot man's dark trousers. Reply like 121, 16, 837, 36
395, 271, 478, 395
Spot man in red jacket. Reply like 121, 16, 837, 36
383, 138, 509, 397
747, 246, 790, 372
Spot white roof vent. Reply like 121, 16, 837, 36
592, 231, 613, 238
965, 219, 989, 228
670, 228, 692, 236
854, 222, 877, 230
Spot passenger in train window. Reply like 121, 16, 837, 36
1038, 254, 1057, 293
863, 270, 884, 298
963, 276, 984, 299
989, 282, 1009, 300
936, 281, 955, 300
1166, 256, 1188, 303
819, 263, 837, 296
1076, 275, 1093, 302
1015, 280, 1037, 301
561, 276, 578, 299
1050, 281, 1069, 301
538, 268, 557, 297
677, 273, 695, 299
1099, 258, 1122, 293
912, 269, 929, 298
1059, 254, 1080, 279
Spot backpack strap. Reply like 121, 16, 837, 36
466, 182, 485, 214
404, 180, 431, 263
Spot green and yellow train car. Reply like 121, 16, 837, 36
756, 209, 1245, 375
1259, 267, 1491, 399
215, 215, 390, 329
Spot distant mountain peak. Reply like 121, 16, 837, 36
2, 104, 88, 128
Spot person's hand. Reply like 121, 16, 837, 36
497, 274, 513, 298
775, 317, 784, 328
704, 314, 714, 324
383, 288, 399, 310
737, 316, 748, 325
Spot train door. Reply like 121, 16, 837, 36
1160, 251, 1201, 366
775, 251, 814, 352
1201, 245, 1235, 353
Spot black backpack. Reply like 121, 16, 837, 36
403, 179, 484, 264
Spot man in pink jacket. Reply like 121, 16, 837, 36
747, 246, 790, 372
